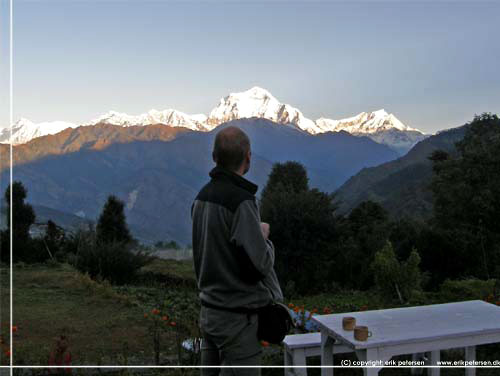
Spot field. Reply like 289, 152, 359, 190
0, 259, 199, 366
1, 259, 500, 375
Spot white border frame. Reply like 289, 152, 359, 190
3, 0, 500, 373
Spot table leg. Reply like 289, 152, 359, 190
292, 348, 307, 376
412, 353, 424, 375
284, 348, 292, 376
320, 330, 335, 376
356, 348, 382, 376
428, 350, 440, 376
465, 346, 476, 376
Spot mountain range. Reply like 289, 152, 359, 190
0, 87, 427, 154
0, 118, 400, 244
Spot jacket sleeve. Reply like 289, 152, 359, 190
230, 199, 274, 284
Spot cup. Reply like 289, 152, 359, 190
354, 325, 372, 341
342, 317, 356, 331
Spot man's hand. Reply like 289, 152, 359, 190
260, 222, 270, 240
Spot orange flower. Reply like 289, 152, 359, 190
161, 316, 168, 321
293, 307, 299, 313
170, 322, 177, 327
496, 301, 500, 306
323, 307, 332, 314
5, 350, 10, 357
312, 308, 318, 313
260, 340, 269, 347
144, 313, 148, 318
151, 308, 160, 315
288, 303, 294, 308
12, 326, 17, 332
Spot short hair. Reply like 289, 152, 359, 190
212, 126, 251, 172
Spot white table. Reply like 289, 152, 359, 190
311, 300, 500, 376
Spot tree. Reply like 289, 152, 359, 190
43, 220, 66, 260
389, 218, 423, 261
5, 181, 35, 243
430, 113, 500, 279
260, 162, 338, 295
333, 201, 390, 289
400, 248, 422, 300
260, 161, 309, 198
372, 241, 422, 303
372, 241, 401, 302
1, 181, 37, 263
96, 195, 133, 245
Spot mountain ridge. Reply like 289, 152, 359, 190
1, 118, 399, 244
334, 124, 468, 218
1, 87, 427, 153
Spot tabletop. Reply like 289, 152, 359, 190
311, 300, 500, 350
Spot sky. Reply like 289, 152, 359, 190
1, 0, 499, 134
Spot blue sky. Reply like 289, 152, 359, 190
1, 0, 499, 134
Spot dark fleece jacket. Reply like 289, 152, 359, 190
191, 166, 283, 310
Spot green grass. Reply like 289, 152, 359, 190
141, 258, 195, 280
138, 258, 196, 287
1, 262, 179, 365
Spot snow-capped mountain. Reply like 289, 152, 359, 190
0, 118, 79, 145
1, 87, 427, 153
206, 87, 320, 133
315, 109, 419, 134
315, 109, 427, 153
207, 87, 427, 152
89, 109, 207, 131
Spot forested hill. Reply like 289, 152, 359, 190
335, 125, 467, 219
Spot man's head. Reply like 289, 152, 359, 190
212, 126, 251, 175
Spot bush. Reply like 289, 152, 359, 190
74, 233, 153, 285
163, 289, 201, 365
3, 235, 51, 264
439, 278, 497, 302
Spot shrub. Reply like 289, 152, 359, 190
165, 291, 201, 366
439, 278, 497, 302
75, 236, 153, 285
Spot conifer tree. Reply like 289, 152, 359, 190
96, 195, 133, 244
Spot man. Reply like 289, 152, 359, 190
191, 125, 283, 375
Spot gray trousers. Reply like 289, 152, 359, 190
199, 306, 262, 376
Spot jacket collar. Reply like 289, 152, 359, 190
209, 166, 258, 195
